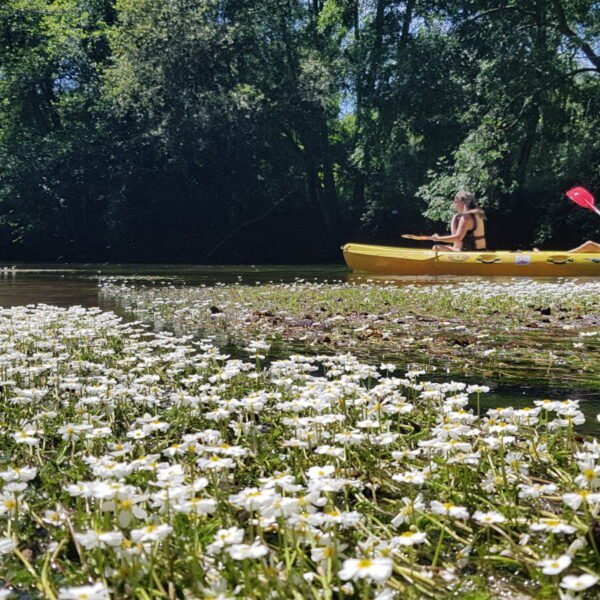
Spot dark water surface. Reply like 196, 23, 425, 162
1, 263, 599, 433
0, 263, 350, 308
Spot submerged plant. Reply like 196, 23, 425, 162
100, 278, 600, 388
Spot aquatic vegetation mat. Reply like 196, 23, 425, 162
1, 305, 600, 598
100, 279, 600, 388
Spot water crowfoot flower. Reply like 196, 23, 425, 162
394, 531, 427, 546
130, 523, 173, 544
227, 539, 269, 560
538, 555, 572, 575
2, 300, 600, 598
472, 511, 506, 525
58, 582, 111, 600
530, 518, 577, 535
430, 501, 469, 520
338, 557, 393, 583
559, 573, 599, 591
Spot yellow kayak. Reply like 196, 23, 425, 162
342, 243, 600, 277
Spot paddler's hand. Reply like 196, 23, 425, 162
431, 234, 440, 241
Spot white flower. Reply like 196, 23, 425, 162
0, 466, 37, 482
206, 526, 245, 554
538, 555, 572, 575
562, 490, 600, 510
58, 582, 111, 600
197, 455, 236, 471
518, 483, 557, 499
173, 497, 217, 516
131, 523, 173, 543
430, 501, 469, 520
74, 530, 124, 550
314, 445, 345, 459
307, 465, 336, 479
310, 542, 347, 562
12, 429, 39, 446
338, 557, 393, 583
228, 488, 276, 511
530, 518, 576, 535
559, 573, 599, 591
467, 385, 490, 394
227, 540, 269, 560
391, 494, 424, 527
394, 531, 427, 546
392, 471, 426, 486
472, 511, 506, 525
42, 508, 68, 526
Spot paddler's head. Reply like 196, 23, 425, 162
454, 191, 478, 212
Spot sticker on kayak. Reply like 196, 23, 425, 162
515, 254, 531, 265
447, 254, 470, 262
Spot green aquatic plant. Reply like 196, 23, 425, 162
100, 279, 600, 388
0, 305, 598, 598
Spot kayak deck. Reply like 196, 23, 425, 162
342, 243, 600, 277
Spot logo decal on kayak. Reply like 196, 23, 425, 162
515, 254, 531, 265
447, 255, 470, 262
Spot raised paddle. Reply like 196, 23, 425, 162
566, 187, 600, 216
401, 234, 432, 241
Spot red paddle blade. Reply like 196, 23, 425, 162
566, 187, 595, 210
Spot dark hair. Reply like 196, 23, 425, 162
454, 191, 478, 210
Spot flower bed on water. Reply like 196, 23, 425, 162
0, 305, 599, 598
100, 279, 600, 387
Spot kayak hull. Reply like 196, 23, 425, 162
342, 243, 600, 277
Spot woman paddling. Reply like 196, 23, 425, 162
423, 191, 487, 252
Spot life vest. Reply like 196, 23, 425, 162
451, 210, 486, 251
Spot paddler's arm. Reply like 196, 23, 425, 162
431, 215, 472, 243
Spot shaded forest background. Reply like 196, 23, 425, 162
0, 0, 599, 263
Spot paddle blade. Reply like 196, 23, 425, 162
566, 187, 595, 210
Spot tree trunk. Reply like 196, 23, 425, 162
353, 0, 386, 214
553, 0, 600, 71
515, 103, 539, 185
399, 0, 415, 50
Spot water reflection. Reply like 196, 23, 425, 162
0, 263, 349, 308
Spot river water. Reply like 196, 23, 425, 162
0, 264, 347, 308
1, 263, 599, 432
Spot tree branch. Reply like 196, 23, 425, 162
552, 0, 600, 71
202, 189, 300, 260
466, 5, 536, 24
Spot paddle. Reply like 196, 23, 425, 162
401, 234, 432, 241
566, 187, 600, 216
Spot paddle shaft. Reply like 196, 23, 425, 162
402, 234, 431, 241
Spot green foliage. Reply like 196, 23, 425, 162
0, 0, 598, 260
